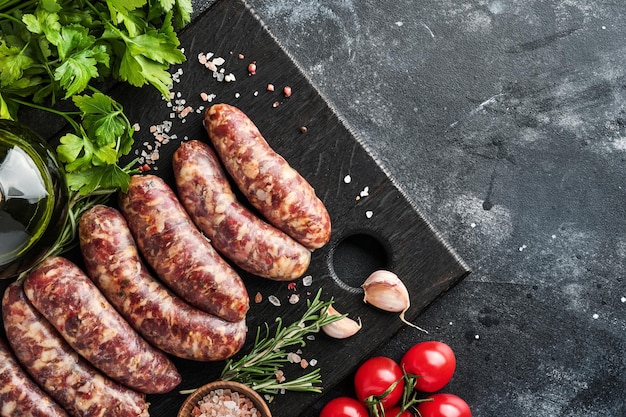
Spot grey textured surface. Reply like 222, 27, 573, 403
191, 0, 626, 416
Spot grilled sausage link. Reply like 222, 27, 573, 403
23, 256, 181, 394
0, 336, 69, 417
203, 103, 331, 250
2, 281, 150, 417
118, 174, 249, 322
79, 205, 247, 361
173, 140, 311, 280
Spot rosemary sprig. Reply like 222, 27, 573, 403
219, 289, 343, 395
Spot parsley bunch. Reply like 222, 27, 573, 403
0, 0, 192, 264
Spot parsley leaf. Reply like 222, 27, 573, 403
73, 92, 127, 148
0, 40, 34, 87
66, 163, 132, 195
54, 46, 109, 98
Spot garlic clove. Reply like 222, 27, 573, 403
362, 270, 410, 313
321, 305, 362, 339
362, 270, 428, 333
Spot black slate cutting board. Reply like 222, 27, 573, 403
0, 0, 469, 416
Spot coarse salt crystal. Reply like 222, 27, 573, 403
268, 295, 280, 306
302, 275, 313, 286
344, 174, 352, 184
365, 210, 374, 218
309, 358, 318, 366
288, 294, 300, 304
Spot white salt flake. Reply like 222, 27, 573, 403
621, 296, 626, 303
268, 295, 281, 306
288, 294, 300, 304
395, 21, 404, 27
309, 359, 318, 366
470, 222, 477, 228
360, 186, 369, 197
475, 334, 480, 340
365, 210, 374, 218
302, 275, 313, 286
287, 352, 301, 363
344, 174, 352, 184
592, 313, 599, 320
518, 244, 527, 252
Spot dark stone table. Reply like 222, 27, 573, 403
187, 0, 625, 415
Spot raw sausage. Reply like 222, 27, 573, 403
0, 336, 68, 417
118, 174, 249, 322
23, 256, 181, 394
173, 139, 311, 280
2, 281, 150, 417
79, 205, 247, 361
203, 103, 331, 250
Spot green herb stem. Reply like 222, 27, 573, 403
8, 97, 82, 133
218, 289, 343, 394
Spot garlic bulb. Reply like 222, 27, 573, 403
321, 305, 362, 339
362, 270, 428, 333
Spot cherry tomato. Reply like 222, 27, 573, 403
386, 406, 414, 417
319, 397, 369, 417
400, 341, 456, 392
354, 356, 405, 409
416, 393, 471, 417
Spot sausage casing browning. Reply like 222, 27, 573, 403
173, 140, 311, 280
203, 103, 331, 250
0, 337, 69, 417
2, 281, 150, 417
79, 205, 247, 361
118, 174, 249, 322
23, 256, 181, 394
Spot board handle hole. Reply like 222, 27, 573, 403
329, 233, 389, 292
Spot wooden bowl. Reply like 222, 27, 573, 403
178, 380, 272, 417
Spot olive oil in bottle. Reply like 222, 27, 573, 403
0, 120, 68, 279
